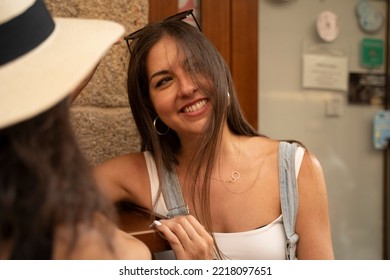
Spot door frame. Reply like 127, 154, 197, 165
384, 0, 390, 260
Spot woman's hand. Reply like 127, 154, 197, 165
152, 215, 214, 260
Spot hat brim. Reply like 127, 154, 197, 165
0, 17, 124, 129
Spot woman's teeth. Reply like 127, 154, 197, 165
183, 99, 207, 113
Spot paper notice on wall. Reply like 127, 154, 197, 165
302, 54, 348, 91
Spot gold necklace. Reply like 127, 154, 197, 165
211, 137, 242, 183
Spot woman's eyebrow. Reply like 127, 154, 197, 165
149, 70, 170, 82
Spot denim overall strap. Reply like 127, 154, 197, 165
278, 141, 299, 260
162, 165, 190, 218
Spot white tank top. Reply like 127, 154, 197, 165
143, 146, 304, 259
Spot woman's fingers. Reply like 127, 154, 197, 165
152, 215, 214, 260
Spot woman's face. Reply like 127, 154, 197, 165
146, 36, 212, 138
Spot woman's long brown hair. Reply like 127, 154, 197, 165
0, 99, 114, 259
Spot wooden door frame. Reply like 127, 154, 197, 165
149, 0, 258, 129
384, 0, 390, 260
149, 0, 177, 22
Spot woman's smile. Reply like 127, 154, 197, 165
181, 98, 209, 114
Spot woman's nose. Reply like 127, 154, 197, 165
178, 72, 197, 97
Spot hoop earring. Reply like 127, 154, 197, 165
153, 117, 170, 136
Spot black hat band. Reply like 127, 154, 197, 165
0, 0, 55, 66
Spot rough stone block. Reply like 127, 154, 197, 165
70, 106, 141, 166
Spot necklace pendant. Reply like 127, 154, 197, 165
229, 170, 241, 182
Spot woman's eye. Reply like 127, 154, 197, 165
155, 77, 172, 88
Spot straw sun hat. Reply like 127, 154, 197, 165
0, 0, 125, 129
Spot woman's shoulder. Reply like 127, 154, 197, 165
251, 137, 307, 155
112, 228, 152, 259
93, 151, 152, 206
95, 152, 146, 171
54, 222, 151, 260
244, 137, 309, 173
244, 136, 281, 156
94, 152, 148, 182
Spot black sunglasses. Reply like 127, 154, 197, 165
124, 9, 202, 52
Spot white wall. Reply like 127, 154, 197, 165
259, 0, 387, 259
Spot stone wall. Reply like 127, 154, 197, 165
45, 0, 148, 165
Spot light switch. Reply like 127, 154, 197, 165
325, 95, 343, 117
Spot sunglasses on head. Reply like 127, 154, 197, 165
124, 9, 202, 53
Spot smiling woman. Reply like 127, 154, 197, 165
94, 10, 334, 260
147, 36, 212, 137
